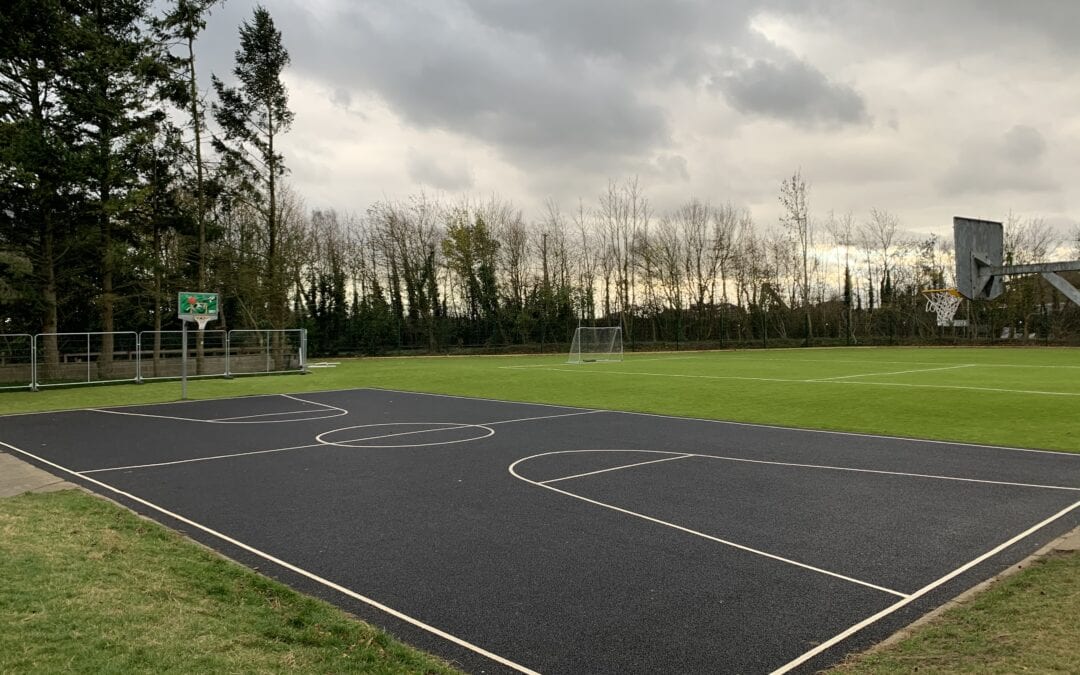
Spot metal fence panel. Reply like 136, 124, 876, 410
0, 334, 33, 390
34, 332, 140, 388
138, 330, 228, 380
228, 329, 305, 376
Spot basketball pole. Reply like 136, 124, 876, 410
181, 319, 188, 400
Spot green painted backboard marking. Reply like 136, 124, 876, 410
178, 292, 219, 317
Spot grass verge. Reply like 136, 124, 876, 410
0, 489, 459, 674
832, 546, 1080, 673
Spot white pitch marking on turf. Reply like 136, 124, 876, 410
810, 364, 977, 381
0, 441, 539, 675
502, 366, 1080, 397
770, 498, 1080, 674
540, 454, 696, 484
509, 452, 909, 598
529, 449, 1080, 493
710, 355, 1080, 370
79, 442, 327, 474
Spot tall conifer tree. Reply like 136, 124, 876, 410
211, 5, 293, 328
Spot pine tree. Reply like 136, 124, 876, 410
211, 5, 293, 329
61, 0, 169, 368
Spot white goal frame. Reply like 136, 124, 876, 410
567, 326, 623, 364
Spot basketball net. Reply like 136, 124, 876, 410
923, 288, 964, 327
183, 314, 214, 330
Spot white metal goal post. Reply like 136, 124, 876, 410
567, 326, 623, 364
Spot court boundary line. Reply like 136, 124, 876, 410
527, 449, 1080, 493
0, 440, 541, 675
509, 452, 910, 598
770, 498, 1080, 674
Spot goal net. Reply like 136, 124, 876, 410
567, 326, 623, 364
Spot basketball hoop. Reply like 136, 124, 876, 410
923, 288, 966, 327
183, 314, 214, 330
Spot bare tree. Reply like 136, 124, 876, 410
825, 211, 856, 343
779, 169, 813, 342
1004, 211, 1056, 265
598, 177, 650, 337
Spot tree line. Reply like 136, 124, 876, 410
4, 1, 1080, 359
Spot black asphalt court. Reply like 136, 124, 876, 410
2, 387, 1078, 674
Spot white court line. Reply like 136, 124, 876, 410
79, 410, 603, 474
93, 404, 347, 424
0, 441, 539, 675
508, 453, 909, 598
540, 454, 695, 484
316, 423, 494, 449
531, 449, 1080, 493
810, 364, 977, 381
484, 410, 602, 426
80, 442, 326, 474
501, 365, 1080, 398
771, 498, 1080, 674
211, 393, 348, 421
213, 409, 327, 421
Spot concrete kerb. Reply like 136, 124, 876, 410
0, 451, 77, 498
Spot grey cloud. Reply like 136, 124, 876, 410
939, 125, 1058, 196
780, 1, 1080, 60
462, 0, 752, 73
406, 149, 474, 192
712, 58, 869, 128
1001, 125, 1046, 165
277, 1, 671, 168
644, 153, 691, 182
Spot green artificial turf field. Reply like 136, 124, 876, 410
3, 346, 1078, 452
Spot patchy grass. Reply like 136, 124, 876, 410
0, 489, 459, 674
832, 549, 1080, 673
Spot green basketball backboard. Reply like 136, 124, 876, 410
178, 292, 219, 319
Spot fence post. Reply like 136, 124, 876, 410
224, 330, 232, 379
135, 332, 143, 384
300, 329, 308, 374
31, 333, 38, 392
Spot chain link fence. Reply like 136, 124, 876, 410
0, 329, 306, 391
0, 334, 33, 390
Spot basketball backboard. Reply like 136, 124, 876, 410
954, 217, 1003, 299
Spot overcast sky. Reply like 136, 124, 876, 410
196, 0, 1080, 239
